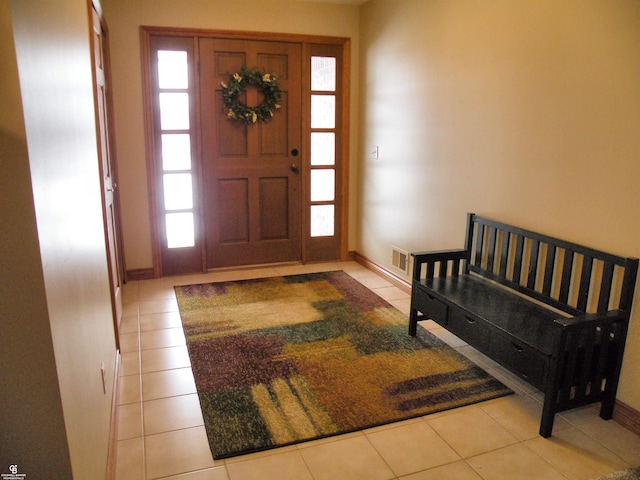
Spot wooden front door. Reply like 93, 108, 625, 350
199, 39, 302, 268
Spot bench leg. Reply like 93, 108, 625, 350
409, 308, 419, 336
599, 397, 615, 420
539, 410, 555, 438
540, 384, 558, 438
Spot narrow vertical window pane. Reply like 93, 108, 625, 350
159, 92, 190, 130
311, 169, 335, 202
163, 173, 193, 210
311, 95, 335, 129
311, 132, 335, 166
311, 56, 336, 92
158, 50, 188, 89
166, 212, 195, 248
161, 134, 191, 171
311, 205, 335, 237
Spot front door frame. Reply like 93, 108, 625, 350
141, 27, 350, 277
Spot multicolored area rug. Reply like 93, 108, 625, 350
174, 270, 512, 459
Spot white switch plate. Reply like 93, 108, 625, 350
371, 146, 379, 159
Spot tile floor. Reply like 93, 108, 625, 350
115, 261, 640, 480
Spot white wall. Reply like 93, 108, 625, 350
103, 0, 361, 270
359, 0, 640, 411
6, 0, 117, 477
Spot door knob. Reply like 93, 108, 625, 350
290, 164, 299, 173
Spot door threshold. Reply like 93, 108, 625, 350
206, 261, 304, 273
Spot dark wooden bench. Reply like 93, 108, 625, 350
409, 213, 638, 437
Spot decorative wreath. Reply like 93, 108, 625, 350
221, 66, 282, 125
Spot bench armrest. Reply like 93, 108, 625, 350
411, 249, 468, 281
553, 309, 629, 329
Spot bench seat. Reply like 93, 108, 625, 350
416, 274, 559, 354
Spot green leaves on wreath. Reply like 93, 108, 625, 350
221, 66, 282, 125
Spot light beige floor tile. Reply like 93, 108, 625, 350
292, 430, 363, 450
141, 345, 191, 374
117, 402, 143, 440
366, 421, 460, 477
226, 450, 313, 480
118, 374, 142, 405
275, 263, 336, 276
427, 328, 467, 348
364, 417, 423, 434
122, 302, 139, 318
572, 415, 640, 466
417, 320, 442, 331
400, 460, 484, 480
455, 344, 501, 371
144, 394, 204, 435
119, 314, 140, 334
485, 365, 539, 396
389, 297, 411, 315
139, 285, 178, 302
158, 467, 229, 480
557, 404, 600, 426
119, 331, 139, 353
122, 281, 139, 304
120, 351, 140, 377
299, 435, 395, 480
526, 427, 631, 480
357, 275, 394, 289
142, 367, 197, 401
139, 297, 179, 315
140, 311, 184, 331
480, 394, 570, 440
427, 407, 518, 458
467, 443, 567, 480
171, 273, 216, 287
115, 437, 144, 480
372, 285, 410, 302
145, 426, 216, 479
345, 268, 380, 279
140, 327, 186, 351
208, 267, 282, 282
225, 445, 298, 464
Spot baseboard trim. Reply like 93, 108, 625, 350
351, 251, 411, 294
106, 350, 121, 480
613, 400, 640, 436
126, 268, 155, 281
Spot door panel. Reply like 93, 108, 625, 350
200, 38, 302, 268
260, 177, 289, 240
218, 178, 249, 243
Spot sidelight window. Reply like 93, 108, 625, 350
309, 56, 337, 238
155, 49, 195, 249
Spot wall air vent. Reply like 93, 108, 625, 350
391, 246, 409, 275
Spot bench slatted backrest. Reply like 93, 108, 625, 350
464, 213, 638, 316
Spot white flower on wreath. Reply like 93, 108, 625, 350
251, 112, 258, 123
233, 73, 242, 82
220, 81, 227, 88
227, 109, 236, 119
262, 73, 272, 83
